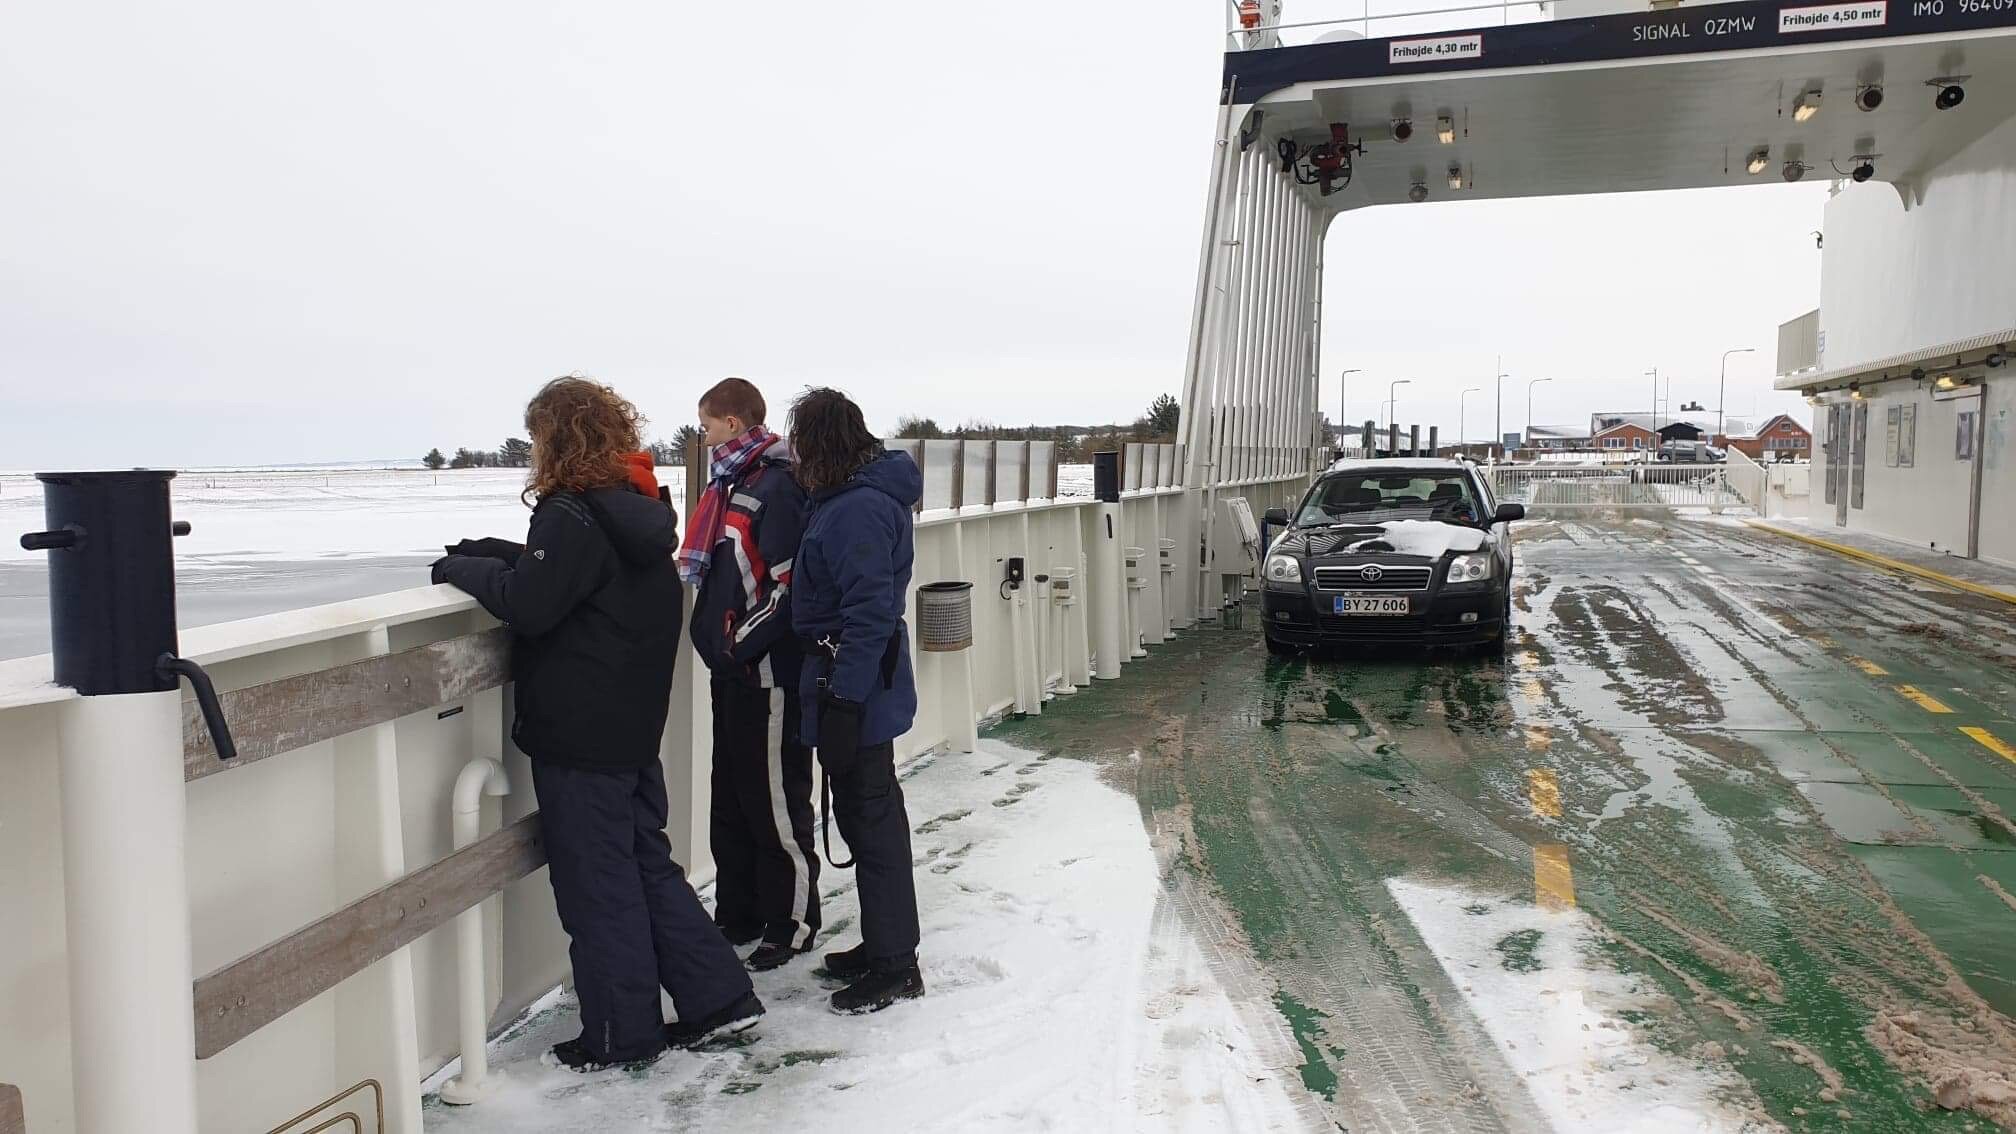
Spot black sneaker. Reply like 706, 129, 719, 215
816, 943, 871, 981
746, 941, 810, 972
664, 990, 766, 1050
542, 1037, 663, 1073
830, 963, 925, 1015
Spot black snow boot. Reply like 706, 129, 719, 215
663, 990, 766, 1050
830, 962, 925, 1015
745, 941, 810, 972
817, 942, 872, 982
543, 1037, 663, 1074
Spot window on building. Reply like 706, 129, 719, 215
1633, 437, 1645, 449
1957, 410, 1976, 460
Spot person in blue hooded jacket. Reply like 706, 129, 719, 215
785, 386, 925, 1014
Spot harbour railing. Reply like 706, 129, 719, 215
0, 454, 1311, 1134
1491, 461, 1755, 512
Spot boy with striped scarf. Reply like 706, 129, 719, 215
681, 378, 819, 971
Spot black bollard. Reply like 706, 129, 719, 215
1093, 451, 1120, 504
21, 469, 235, 758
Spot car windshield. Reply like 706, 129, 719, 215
1296, 471, 1480, 526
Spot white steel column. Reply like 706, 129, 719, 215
58, 690, 199, 1134
1177, 87, 1242, 489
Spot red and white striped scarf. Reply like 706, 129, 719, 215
675, 427, 780, 585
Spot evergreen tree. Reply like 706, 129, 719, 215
422, 448, 446, 470
499, 437, 533, 467
670, 424, 701, 457
450, 447, 481, 469
894, 415, 944, 439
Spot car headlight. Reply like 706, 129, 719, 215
1264, 554, 1303, 585
1447, 552, 1493, 583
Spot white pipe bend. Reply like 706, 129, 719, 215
440, 757, 510, 1106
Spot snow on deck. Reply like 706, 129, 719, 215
423, 741, 1305, 1133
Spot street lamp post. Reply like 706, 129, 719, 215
1718, 348, 1755, 442
1459, 386, 1482, 449
1495, 357, 1509, 456
1387, 378, 1413, 445
1527, 377, 1554, 448
1339, 368, 1362, 448
1645, 367, 1659, 436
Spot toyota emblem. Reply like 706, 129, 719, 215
1359, 565, 1384, 582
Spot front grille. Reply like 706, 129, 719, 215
1312, 564, 1431, 592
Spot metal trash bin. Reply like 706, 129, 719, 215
917, 581, 975, 652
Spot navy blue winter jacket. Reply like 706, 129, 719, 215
689, 453, 807, 690
793, 450, 921, 748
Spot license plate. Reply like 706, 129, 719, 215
1334, 594, 1410, 615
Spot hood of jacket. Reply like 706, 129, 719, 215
583, 486, 678, 567
819, 449, 922, 511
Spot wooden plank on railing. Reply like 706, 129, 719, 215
1, 1083, 24, 1134
193, 813, 545, 1059
183, 628, 511, 781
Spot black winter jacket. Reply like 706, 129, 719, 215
436, 488, 683, 770
689, 454, 807, 690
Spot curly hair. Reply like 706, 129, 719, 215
788, 386, 881, 493
522, 377, 645, 505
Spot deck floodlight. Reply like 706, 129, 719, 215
1436, 115, 1455, 144
1793, 90, 1821, 122
1927, 77, 1969, 110
1447, 164, 1464, 190
1746, 148, 1770, 175
1782, 160, 1809, 182
1855, 84, 1884, 112
1392, 118, 1413, 142
1849, 381, 1865, 400
1408, 182, 1429, 203
1988, 350, 2008, 369
1851, 160, 1875, 183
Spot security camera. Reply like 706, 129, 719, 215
1392, 118, 1414, 142
1928, 77, 1969, 110
1856, 84, 1884, 111
1783, 161, 1808, 182
1407, 182, 1428, 203
1910, 367, 1927, 382
1851, 161, 1876, 182
1988, 350, 2008, 369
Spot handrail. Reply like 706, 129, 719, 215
193, 814, 546, 1059
182, 628, 510, 781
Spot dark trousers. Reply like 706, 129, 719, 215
709, 678, 820, 948
532, 758, 753, 1061
826, 740, 921, 965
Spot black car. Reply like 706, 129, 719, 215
1259, 459, 1524, 653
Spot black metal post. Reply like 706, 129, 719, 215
25, 471, 182, 696
1093, 451, 1121, 504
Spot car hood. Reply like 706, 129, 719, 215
1276, 519, 1487, 559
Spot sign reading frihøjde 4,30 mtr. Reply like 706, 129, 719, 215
1228, 0, 2016, 92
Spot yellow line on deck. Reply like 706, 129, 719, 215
1895, 685, 1955, 714
1534, 844, 1575, 910
1527, 769, 1562, 818
1521, 677, 1546, 703
1962, 727, 2016, 765
1850, 657, 1889, 676
1524, 724, 1551, 753
1746, 521, 2016, 607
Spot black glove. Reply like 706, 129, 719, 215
430, 555, 458, 586
446, 537, 522, 561
817, 694, 865, 778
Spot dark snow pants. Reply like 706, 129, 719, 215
709, 678, 820, 949
532, 758, 754, 1061
825, 740, 921, 966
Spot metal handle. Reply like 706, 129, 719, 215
21, 524, 83, 551
157, 654, 237, 761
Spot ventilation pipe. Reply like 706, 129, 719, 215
438, 758, 510, 1106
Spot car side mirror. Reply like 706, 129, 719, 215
1263, 507, 1290, 526
1493, 503, 1525, 525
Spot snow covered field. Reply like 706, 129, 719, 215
423, 741, 1309, 1133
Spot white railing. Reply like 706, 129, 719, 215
1227, 0, 1551, 50
0, 463, 1316, 1134
1491, 462, 1754, 511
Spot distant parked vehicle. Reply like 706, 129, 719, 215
1656, 440, 1724, 463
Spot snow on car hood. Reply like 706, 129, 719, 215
1278, 518, 1487, 559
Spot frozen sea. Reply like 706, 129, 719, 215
0, 464, 1094, 660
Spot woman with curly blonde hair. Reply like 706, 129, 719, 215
434, 377, 763, 1071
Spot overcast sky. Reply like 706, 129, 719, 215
1, 2, 1826, 470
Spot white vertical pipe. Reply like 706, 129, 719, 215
1282, 200, 1314, 479
1269, 175, 1297, 479
439, 758, 510, 1106
1199, 145, 1260, 617
59, 689, 198, 1134
1064, 510, 1093, 687
941, 522, 979, 752
1177, 91, 1243, 486
1089, 503, 1125, 679
1261, 178, 1291, 480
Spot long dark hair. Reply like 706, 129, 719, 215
789, 387, 880, 492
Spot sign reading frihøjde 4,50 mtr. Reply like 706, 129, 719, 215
1228, 0, 2016, 93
